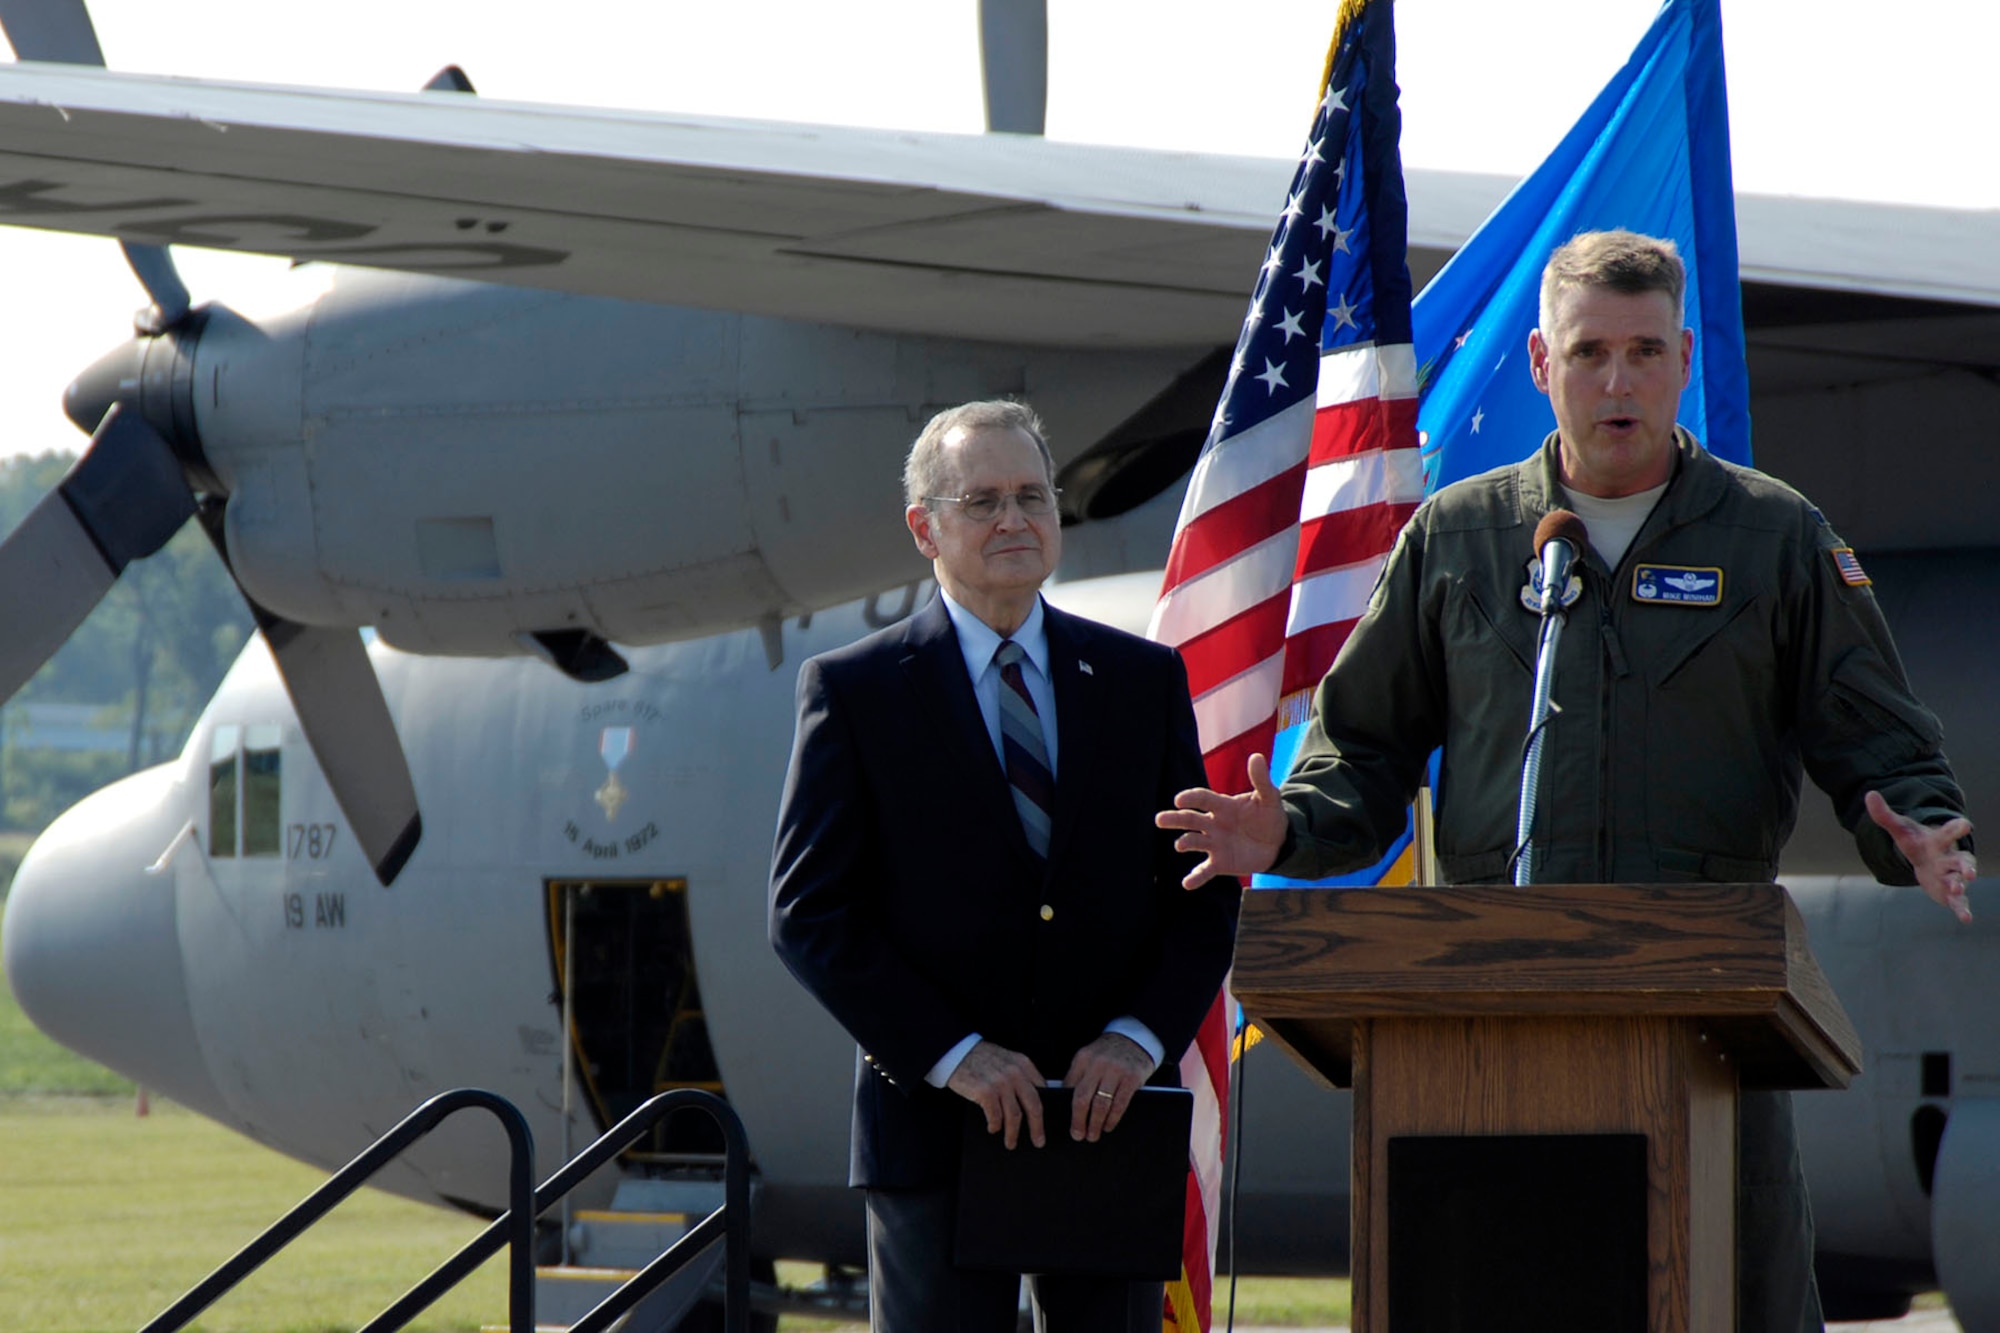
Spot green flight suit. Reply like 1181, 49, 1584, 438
1274, 429, 1968, 1333
1277, 429, 1962, 884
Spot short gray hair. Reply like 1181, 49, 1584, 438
903, 400, 1054, 508
1538, 229, 1686, 331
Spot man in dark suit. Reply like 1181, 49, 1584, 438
769, 399, 1240, 1333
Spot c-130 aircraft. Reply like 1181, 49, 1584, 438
7, 569, 1999, 1326
1, 0, 1999, 1325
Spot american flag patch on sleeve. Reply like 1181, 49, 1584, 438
1830, 547, 1871, 587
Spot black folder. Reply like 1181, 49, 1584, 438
953, 1085, 1192, 1279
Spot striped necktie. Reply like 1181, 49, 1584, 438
994, 640, 1053, 858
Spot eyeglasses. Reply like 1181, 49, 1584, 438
923, 487, 1062, 522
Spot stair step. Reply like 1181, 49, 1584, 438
532, 1237, 724, 1331
609, 1177, 727, 1214
572, 1207, 687, 1225
565, 1208, 699, 1270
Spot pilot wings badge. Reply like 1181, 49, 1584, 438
1517, 556, 1583, 613
595, 726, 634, 821
1631, 564, 1724, 606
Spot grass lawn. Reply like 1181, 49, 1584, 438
0, 1097, 511, 1333
3, 924, 512, 1332
0, 947, 135, 1097
770, 1264, 1350, 1329
3, 919, 1354, 1330
1203, 1275, 1354, 1327
0, 1095, 1353, 1332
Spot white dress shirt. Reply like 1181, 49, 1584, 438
925, 589, 1163, 1087
941, 590, 1059, 778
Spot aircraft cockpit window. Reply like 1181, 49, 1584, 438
207, 723, 285, 858
242, 724, 284, 857
208, 725, 240, 858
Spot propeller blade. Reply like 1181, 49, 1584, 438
122, 241, 193, 333
978, 0, 1047, 135
0, 492, 117, 700
254, 613, 424, 887
0, 404, 195, 701
0, 0, 105, 65
186, 498, 423, 886
0, 2, 197, 331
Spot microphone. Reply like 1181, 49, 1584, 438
1531, 509, 1591, 616
1514, 509, 1590, 885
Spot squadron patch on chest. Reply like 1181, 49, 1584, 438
1829, 546, 1871, 587
1631, 564, 1724, 606
1518, 556, 1582, 613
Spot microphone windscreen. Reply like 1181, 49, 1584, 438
1533, 508, 1591, 555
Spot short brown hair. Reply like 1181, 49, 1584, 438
903, 400, 1054, 507
1538, 229, 1686, 331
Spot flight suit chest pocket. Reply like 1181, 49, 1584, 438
1644, 590, 1768, 691
1444, 579, 1535, 676
1437, 581, 1539, 774
1635, 588, 1787, 862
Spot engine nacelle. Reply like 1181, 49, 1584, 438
187, 270, 1189, 658
1932, 1098, 2000, 1331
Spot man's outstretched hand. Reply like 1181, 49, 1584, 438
1865, 790, 1977, 923
1157, 752, 1289, 890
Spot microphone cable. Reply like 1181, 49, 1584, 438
1503, 699, 1562, 881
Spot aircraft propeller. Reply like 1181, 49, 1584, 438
0, 0, 1052, 885
979, 0, 1046, 134
0, 0, 424, 886
0, 0, 193, 332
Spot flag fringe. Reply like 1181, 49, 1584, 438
1167, 1267, 1201, 1330
1322, 0, 1376, 93
1276, 688, 1315, 732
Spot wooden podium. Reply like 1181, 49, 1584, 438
1231, 883, 1862, 1333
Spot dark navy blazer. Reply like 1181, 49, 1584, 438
769, 594, 1240, 1188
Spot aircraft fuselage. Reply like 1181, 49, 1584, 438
6, 575, 1995, 1314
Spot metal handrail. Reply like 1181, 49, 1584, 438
137, 1088, 536, 1333
359, 1088, 752, 1333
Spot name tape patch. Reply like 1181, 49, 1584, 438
1632, 564, 1724, 606
1830, 546, 1871, 587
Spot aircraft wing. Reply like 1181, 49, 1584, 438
1, 60, 1997, 349
0, 60, 1317, 347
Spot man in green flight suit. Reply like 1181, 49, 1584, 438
1159, 229, 1976, 1333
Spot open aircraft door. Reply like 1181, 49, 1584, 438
545, 877, 731, 1161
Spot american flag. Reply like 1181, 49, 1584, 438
1148, 1, 1418, 1327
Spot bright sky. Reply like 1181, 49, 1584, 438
1, 0, 1993, 461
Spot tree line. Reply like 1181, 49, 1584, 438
0, 451, 252, 834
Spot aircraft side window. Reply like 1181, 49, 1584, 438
208, 725, 241, 858
242, 723, 284, 857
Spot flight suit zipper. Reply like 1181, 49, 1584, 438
1593, 566, 1624, 882
1594, 497, 1676, 882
